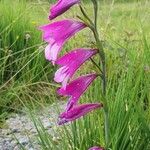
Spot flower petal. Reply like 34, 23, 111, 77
45, 43, 62, 64
88, 146, 105, 150
54, 66, 69, 82
49, 0, 80, 20
57, 74, 98, 111
58, 103, 102, 125
39, 20, 86, 63
54, 48, 97, 88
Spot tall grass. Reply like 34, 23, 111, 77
0, 0, 56, 121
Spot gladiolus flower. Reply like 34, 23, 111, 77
58, 103, 102, 125
54, 48, 97, 88
39, 20, 86, 64
88, 146, 105, 150
49, 0, 80, 20
57, 74, 98, 111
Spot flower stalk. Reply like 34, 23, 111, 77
39, 0, 110, 149
91, 0, 109, 148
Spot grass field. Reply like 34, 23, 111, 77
0, 0, 150, 149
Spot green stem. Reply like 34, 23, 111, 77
101, 46, 109, 149
92, 0, 98, 29
79, 1, 110, 148
90, 58, 103, 73
79, 5, 94, 26
104, 106, 109, 148
91, 0, 109, 148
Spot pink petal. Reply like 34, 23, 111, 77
45, 43, 62, 64
54, 48, 97, 88
49, 0, 80, 20
39, 20, 86, 63
57, 74, 98, 111
58, 103, 103, 125
54, 66, 69, 82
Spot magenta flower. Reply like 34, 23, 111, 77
39, 20, 86, 64
49, 0, 80, 20
57, 74, 98, 111
58, 103, 102, 125
89, 146, 105, 150
54, 48, 97, 88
